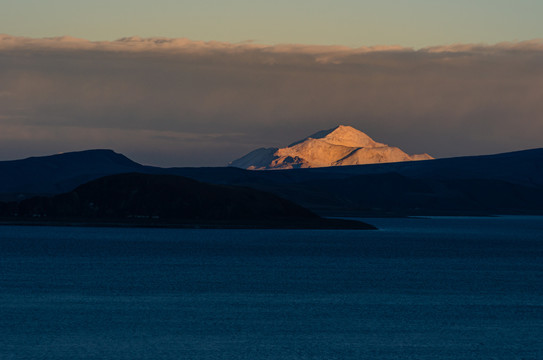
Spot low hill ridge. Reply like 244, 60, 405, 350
1, 148, 543, 216
230, 125, 433, 170
0, 149, 144, 199
0, 173, 375, 229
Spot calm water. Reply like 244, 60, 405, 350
1, 216, 543, 359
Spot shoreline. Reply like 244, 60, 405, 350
0, 217, 377, 230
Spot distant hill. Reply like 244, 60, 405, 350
0, 149, 144, 201
1, 148, 543, 216
0, 173, 375, 229
170, 148, 543, 216
229, 125, 432, 169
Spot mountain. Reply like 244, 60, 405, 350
176, 148, 543, 216
1, 147, 543, 216
229, 125, 433, 169
0, 173, 375, 229
0, 149, 144, 201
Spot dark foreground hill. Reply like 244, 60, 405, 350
2, 148, 543, 216
0, 173, 375, 229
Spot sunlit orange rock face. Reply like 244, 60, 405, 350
230, 125, 433, 170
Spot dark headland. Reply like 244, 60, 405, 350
0, 173, 376, 230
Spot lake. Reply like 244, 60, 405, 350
1, 216, 542, 359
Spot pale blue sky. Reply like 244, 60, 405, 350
2, 0, 542, 47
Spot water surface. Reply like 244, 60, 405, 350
1, 216, 542, 359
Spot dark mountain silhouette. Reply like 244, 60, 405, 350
0, 173, 375, 229
0, 150, 144, 200
165, 148, 543, 216
1, 148, 543, 216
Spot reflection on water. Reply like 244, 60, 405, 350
1, 216, 542, 359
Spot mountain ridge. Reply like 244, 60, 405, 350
1, 147, 543, 216
229, 125, 432, 169
0, 149, 144, 200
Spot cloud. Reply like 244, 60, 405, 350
1, 34, 543, 166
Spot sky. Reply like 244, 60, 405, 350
3, 0, 543, 48
1, 1, 543, 166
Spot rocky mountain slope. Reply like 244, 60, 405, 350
229, 125, 433, 169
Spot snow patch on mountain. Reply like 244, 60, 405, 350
230, 125, 433, 170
